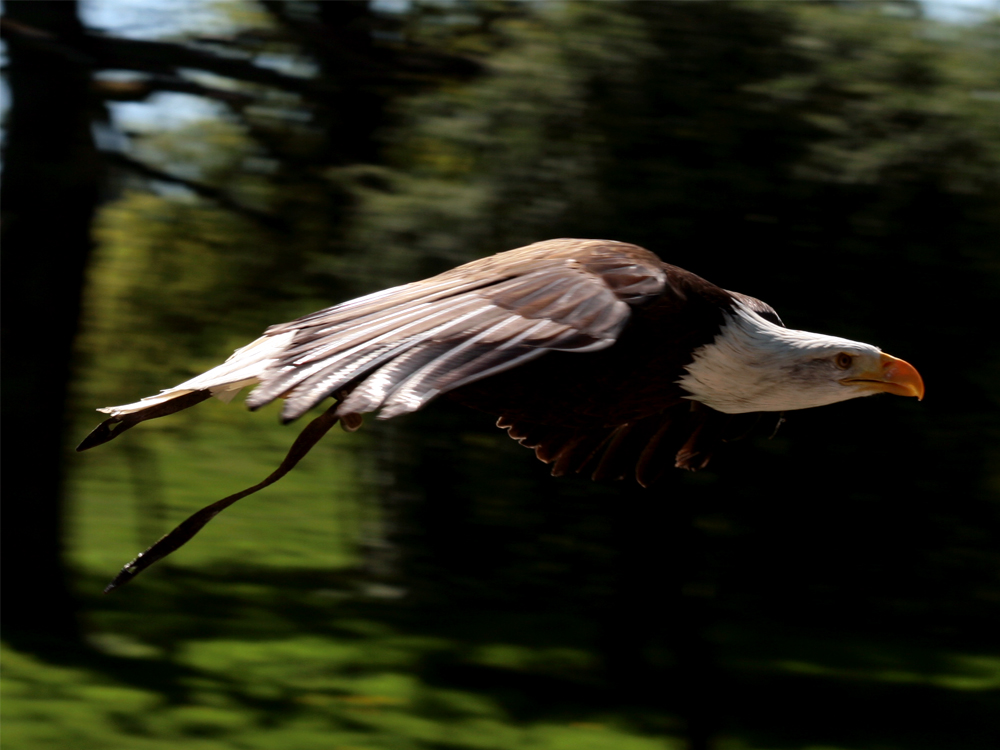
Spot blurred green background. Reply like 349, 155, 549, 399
3, 1, 1000, 749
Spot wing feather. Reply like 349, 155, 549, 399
99, 239, 668, 425
250, 299, 498, 414
254, 244, 664, 421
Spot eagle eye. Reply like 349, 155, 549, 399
834, 352, 854, 370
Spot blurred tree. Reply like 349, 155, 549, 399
2, 0, 101, 646
352, 0, 1000, 629
2, 0, 481, 650
345, 1, 1000, 744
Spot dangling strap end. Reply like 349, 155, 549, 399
102, 404, 341, 592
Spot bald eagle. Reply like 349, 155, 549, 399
81, 239, 923, 589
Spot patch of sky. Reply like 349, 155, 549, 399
250, 52, 318, 79
109, 91, 231, 135
371, 0, 413, 15
921, 0, 999, 23
80, 1, 313, 133
81, 0, 240, 40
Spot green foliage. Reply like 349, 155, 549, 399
3, 629, 677, 750
761, 3, 1000, 190
69, 399, 365, 576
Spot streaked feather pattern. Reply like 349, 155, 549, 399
241, 241, 665, 422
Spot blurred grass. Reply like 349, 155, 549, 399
2, 628, 672, 750
68, 398, 368, 576
4, 404, 998, 749
6, 402, 678, 749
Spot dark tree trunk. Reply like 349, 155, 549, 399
1, 0, 101, 648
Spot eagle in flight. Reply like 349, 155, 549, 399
81, 239, 924, 590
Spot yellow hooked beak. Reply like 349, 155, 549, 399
842, 352, 925, 400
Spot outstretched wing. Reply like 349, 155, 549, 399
246, 240, 666, 422
94, 239, 667, 427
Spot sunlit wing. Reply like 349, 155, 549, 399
245, 248, 667, 422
